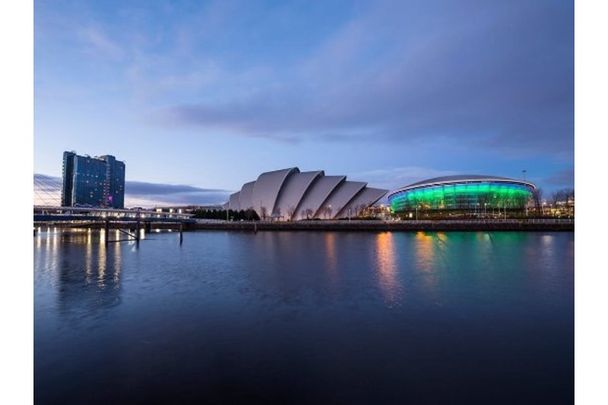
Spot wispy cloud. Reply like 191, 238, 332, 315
78, 25, 124, 60
150, 0, 573, 156
33, 174, 230, 208
352, 166, 459, 191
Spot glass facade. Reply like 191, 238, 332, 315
389, 181, 534, 213
61, 152, 126, 208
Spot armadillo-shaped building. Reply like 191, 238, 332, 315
228, 168, 387, 220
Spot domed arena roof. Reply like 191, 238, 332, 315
389, 175, 536, 198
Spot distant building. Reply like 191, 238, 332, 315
61, 151, 125, 208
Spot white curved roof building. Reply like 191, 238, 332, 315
228, 167, 387, 220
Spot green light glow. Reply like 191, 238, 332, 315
389, 182, 533, 212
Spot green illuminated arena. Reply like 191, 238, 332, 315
388, 175, 536, 213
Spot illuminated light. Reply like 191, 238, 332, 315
389, 180, 534, 213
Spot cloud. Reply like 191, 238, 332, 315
351, 166, 459, 191
152, 0, 573, 156
78, 26, 124, 60
33, 174, 231, 208
125, 181, 225, 196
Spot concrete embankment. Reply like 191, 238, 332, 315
187, 220, 573, 232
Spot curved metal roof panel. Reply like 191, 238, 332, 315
293, 175, 345, 220
252, 168, 299, 217
228, 191, 240, 211
238, 181, 256, 211
315, 181, 367, 219
273, 171, 324, 219
337, 187, 388, 218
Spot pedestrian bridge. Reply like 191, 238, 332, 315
34, 205, 193, 223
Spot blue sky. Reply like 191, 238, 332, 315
34, 0, 573, 206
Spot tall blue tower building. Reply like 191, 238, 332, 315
61, 151, 125, 208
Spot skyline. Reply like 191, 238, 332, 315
35, 0, 573, 205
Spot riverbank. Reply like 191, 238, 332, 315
188, 219, 573, 232
34, 218, 574, 232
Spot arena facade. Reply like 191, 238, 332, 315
388, 175, 536, 213
228, 168, 387, 220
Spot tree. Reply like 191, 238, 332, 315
287, 205, 296, 221
551, 188, 574, 207
532, 187, 543, 214
304, 208, 313, 220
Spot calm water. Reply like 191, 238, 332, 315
34, 229, 574, 404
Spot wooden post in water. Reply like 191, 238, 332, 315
136, 219, 140, 245
179, 222, 184, 245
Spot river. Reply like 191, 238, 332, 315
34, 229, 574, 404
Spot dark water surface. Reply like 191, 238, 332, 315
34, 230, 573, 404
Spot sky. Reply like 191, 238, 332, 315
34, 0, 573, 206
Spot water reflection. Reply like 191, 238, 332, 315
113, 237, 121, 285
97, 238, 107, 288
324, 233, 338, 283
35, 230, 123, 317
414, 232, 441, 293
34, 230, 574, 404
375, 232, 401, 304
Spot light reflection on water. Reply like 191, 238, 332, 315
414, 231, 442, 294
324, 233, 338, 284
34, 229, 574, 404
375, 232, 401, 304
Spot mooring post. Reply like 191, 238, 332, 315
179, 222, 184, 245
104, 219, 109, 246
138, 219, 142, 243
